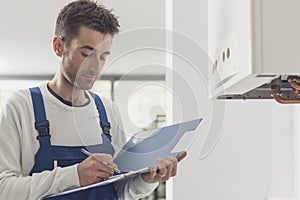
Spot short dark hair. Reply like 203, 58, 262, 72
55, 0, 120, 47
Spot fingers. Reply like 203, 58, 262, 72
87, 170, 111, 183
157, 156, 178, 180
142, 155, 179, 183
168, 156, 178, 176
77, 154, 117, 187
157, 158, 168, 178
146, 166, 158, 182
157, 158, 169, 178
92, 153, 117, 169
90, 156, 115, 175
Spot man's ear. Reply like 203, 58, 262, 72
53, 36, 63, 57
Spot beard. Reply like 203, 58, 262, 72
61, 52, 97, 90
75, 76, 97, 90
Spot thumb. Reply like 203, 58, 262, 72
176, 151, 187, 162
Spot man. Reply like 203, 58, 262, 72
0, 0, 186, 199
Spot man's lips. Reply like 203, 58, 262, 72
82, 74, 97, 80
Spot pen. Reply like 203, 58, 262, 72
80, 148, 122, 174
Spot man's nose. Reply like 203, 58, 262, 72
88, 56, 103, 74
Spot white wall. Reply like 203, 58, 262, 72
0, 0, 165, 76
168, 0, 295, 199
0, 0, 71, 75
172, 101, 294, 200
292, 106, 300, 198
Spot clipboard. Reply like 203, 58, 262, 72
114, 118, 203, 171
43, 168, 150, 199
42, 118, 202, 199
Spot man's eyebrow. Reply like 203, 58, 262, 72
102, 51, 111, 55
78, 46, 111, 55
78, 45, 94, 50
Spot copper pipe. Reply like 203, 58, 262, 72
288, 78, 300, 91
271, 91, 300, 104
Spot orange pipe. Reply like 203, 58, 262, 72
271, 91, 300, 104
288, 79, 300, 91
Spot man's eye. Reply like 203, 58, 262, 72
81, 52, 92, 57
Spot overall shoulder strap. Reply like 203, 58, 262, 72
89, 92, 111, 137
29, 87, 53, 175
29, 87, 50, 138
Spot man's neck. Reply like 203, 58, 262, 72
48, 73, 89, 106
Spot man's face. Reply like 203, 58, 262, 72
61, 26, 112, 90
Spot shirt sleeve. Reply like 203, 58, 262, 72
0, 94, 80, 200
114, 175, 159, 200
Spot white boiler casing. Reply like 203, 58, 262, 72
208, 0, 300, 100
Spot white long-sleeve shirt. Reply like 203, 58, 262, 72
0, 83, 158, 200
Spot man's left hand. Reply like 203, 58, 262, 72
141, 151, 187, 183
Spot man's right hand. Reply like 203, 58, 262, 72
77, 153, 117, 186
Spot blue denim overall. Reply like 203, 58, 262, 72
29, 87, 118, 200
